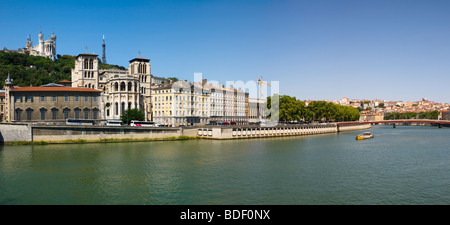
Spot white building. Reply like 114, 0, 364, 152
23, 30, 57, 61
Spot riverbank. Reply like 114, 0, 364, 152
0, 123, 371, 145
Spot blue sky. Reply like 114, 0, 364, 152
2, 0, 450, 103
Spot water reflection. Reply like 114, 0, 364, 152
1, 126, 450, 204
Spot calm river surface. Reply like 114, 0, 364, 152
1, 125, 449, 205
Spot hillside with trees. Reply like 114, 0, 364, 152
0, 51, 126, 88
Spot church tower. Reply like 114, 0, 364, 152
3, 73, 14, 122
129, 55, 152, 120
72, 53, 99, 90
38, 29, 44, 54
26, 35, 32, 49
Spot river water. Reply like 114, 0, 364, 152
1, 125, 449, 205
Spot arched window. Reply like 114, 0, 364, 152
40, 108, 47, 120
120, 82, 126, 91
15, 108, 23, 121
74, 108, 81, 119
83, 108, 90, 119
128, 82, 132, 92
26, 108, 33, 121
114, 82, 119, 92
63, 108, 70, 119
89, 59, 94, 69
51, 108, 59, 120
84, 59, 89, 69
92, 108, 99, 119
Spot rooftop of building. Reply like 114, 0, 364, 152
129, 57, 150, 63
10, 86, 101, 93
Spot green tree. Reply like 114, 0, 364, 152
267, 95, 359, 123
120, 109, 145, 125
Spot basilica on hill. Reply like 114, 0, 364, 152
2, 29, 57, 61
23, 29, 57, 61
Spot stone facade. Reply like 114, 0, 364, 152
71, 54, 153, 121
1, 76, 101, 123
151, 79, 249, 127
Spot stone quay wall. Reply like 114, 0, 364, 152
0, 123, 371, 143
198, 123, 371, 139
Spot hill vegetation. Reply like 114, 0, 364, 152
0, 51, 125, 87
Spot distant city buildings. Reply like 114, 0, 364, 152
336, 97, 450, 121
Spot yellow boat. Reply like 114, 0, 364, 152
356, 132, 374, 140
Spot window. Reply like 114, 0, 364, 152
26, 96, 33, 102
65, 95, 69, 102
63, 108, 70, 119
52, 96, 57, 102
93, 96, 97, 102
52, 109, 58, 120
15, 109, 23, 121
74, 108, 81, 119
84, 96, 89, 102
93, 109, 99, 119
40, 108, 47, 120
40, 96, 45, 102
75, 96, 79, 102
84, 108, 90, 119
26, 108, 33, 120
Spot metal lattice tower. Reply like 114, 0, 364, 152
102, 35, 106, 64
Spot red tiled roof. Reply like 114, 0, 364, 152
58, 80, 71, 83
0, 93, 5, 97
10, 86, 101, 92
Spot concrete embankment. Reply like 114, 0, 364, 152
198, 123, 371, 139
0, 123, 371, 144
